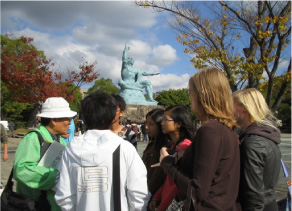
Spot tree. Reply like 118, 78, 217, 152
67, 85, 83, 113
1, 80, 33, 121
1, 35, 99, 127
87, 78, 119, 94
156, 88, 191, 110
136, 1, 291, 111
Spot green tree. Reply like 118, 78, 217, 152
88, 78, 119, 94
67, 85, 82, 113
136, 1, 291, 111
156, 88, 190, 109
1, 80, 33, 125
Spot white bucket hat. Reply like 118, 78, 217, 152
36, 97, 77, 118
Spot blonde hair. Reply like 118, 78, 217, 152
189, 68, 237, 130
232, 88, 278, 130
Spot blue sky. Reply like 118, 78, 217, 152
1, 1, 290, 93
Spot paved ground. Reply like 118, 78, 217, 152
1, 133, 291, 201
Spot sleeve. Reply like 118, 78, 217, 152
13, 133, 58, 190
240, 137, 265, 210
125, 146, 151, 211
147, 166, 165, 195
55, 149, 77, 210
161, 127, 222, 203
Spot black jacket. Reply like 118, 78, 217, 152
239, 122, 281, 211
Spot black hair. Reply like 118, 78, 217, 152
165, 105, 196, 146
112, 95, 126, 111
81, 91, 117, 130
40, 117, 50, 126
146, 108, 171, 149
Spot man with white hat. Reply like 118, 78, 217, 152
13, 97, 76, 211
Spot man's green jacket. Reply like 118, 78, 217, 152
13, 125, 66, 211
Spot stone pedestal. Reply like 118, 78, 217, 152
120, 104, 164, 124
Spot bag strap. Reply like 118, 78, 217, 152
113, 145, 121, 211
280, 159, 292, 197
7, 130, 50, 189
125, 127, 132, 138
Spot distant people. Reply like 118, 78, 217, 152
118, 44, 159, 102
8, 120, 15, 138
63, 118, 76, 145
155, 68, 241, 210
1, 123, 8, 161
233, 88, 281, 210
142, 108, 170, 196
13, 97, 77, 211
110, 94, 126, 135
141, 123, 148, 142
149, 105, 195, 211
55, 91, 150, 210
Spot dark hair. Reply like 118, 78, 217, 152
81, 91, 117, 130
165, 105, 195, 146
112, 95, 126, 112
40, 117, 50, 126
146, 108, 171, 149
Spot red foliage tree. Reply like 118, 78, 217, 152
1, 35, 99, 126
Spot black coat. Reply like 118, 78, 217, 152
239, 122, 281, 210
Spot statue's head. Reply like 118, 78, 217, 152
127, 57, 135, 65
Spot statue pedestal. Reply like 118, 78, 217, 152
120, 104, 164, 124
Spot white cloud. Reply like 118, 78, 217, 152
152, 44, 178, 66
1, 1, 187, 92
146, 73, 190, 92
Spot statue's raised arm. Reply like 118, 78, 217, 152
122, 44, 130, 63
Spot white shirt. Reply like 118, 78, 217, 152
55, 130, 150, 211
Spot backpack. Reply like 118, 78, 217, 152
123, 127, 137, 149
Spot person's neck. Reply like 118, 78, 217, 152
110, 123, 123, 134
241, 119, 254, 132
170, 131, 180, 145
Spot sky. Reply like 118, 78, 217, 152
1, 1, 290, 93
1, 0, 197, 93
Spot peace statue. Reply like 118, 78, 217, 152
118, 44, 160, 105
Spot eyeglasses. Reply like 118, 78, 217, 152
162, 119, 175, 122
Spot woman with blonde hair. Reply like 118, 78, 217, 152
154, 68, 241, 210
233, 88, 281, 210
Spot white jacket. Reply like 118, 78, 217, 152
55, 130, 150, 211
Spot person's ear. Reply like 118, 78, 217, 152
119, 111, 125, 117
51, 119, 57, 126
175, 121, 182, 129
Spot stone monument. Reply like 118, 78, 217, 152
118, 44, 160, 105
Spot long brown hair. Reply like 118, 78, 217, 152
189, 68, 237, 130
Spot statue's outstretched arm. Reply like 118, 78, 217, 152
141, 70, 160, 76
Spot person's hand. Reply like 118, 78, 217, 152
151, 147, 169, 167
148, 199, 159, 211
3, 153, 8, 161
151, 146, 184, 167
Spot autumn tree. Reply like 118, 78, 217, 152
136, 1, 291, 111
1, 35, 99, 127
88, 78, 119, 94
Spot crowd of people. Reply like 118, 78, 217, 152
0, 67, 284, 211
